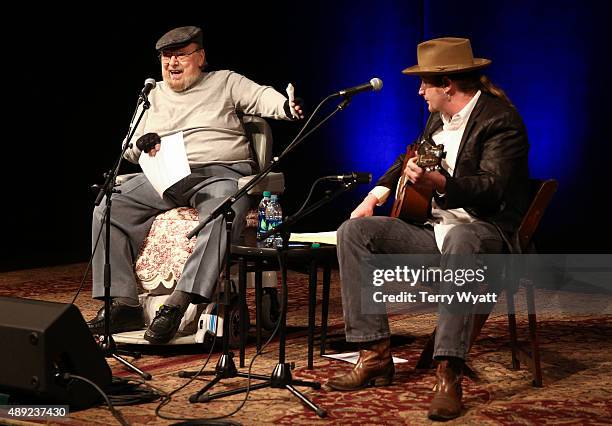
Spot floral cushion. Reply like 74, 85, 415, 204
134, 207, 258, 292
135, 207, 199, 292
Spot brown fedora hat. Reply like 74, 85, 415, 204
402, 37, 491, 76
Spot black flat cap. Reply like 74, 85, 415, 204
155, 26, 203, 51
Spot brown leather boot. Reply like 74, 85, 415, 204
327, 338, 394, 391
428, 360, 463, 421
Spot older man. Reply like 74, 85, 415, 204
88, 26, 302, 344
327, 37, 530, 421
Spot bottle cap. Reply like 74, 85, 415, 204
270, 194, 278, 200
263, 191, 271, 197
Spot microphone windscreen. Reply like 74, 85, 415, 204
370, 78, 383, 91
354, 172, 372, 184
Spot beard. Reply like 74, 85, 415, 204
164, 70, 202, 93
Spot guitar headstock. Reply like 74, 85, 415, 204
416, 138, 446, 172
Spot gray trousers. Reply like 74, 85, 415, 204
336, 216, 504, 360
92, 163, 251, 302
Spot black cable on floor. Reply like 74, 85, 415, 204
63, 373, 130, 426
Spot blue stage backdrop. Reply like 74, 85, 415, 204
288, 0, 611, 251
3, 2, 611, 270
276, 1, 426, 222
424, 0, 610, 185
321, 1, 425, 184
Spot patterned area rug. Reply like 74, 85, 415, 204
1, 263, 611, 425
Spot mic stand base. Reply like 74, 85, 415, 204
189, 360, 326, 418
185, 241, 326, 419
98, 334, 152, 380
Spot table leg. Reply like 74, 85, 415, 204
320, 264, 331, 356
238, 258, 247, 368
255, 261, 263, 352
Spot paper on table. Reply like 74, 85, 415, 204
138, 132, 191, 198
289, 231, 337, 245
322, 352, 408, 364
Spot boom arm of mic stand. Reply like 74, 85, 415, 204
186, 94, 350, 240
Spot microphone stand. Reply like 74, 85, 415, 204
182, 94, 353, 418
91, 94, 152, 380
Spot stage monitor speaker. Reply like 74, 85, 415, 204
0, 296, 112, 409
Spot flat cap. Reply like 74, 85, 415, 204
155, 26, 203, 51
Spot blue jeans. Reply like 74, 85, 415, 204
336, 216, 504, 360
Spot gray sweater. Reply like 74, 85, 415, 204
125, 70, 291, 166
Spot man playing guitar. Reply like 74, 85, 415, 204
328, 37, 530, 421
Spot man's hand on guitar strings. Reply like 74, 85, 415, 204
404, 157, 446, 193
404, 156, 425, 183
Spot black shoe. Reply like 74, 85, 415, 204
144, 304, 184, 344
87, 302, 145, 335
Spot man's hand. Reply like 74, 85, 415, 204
404, 157, 446, 193
350, 194, 379, 219
285, 83, 305, 119
291, 99, 305, 119
136, 132, 162, 157
283, 99, 305, 120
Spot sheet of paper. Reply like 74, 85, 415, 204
138, 132, 190, 198
322, 351, 408, 364
289, 231, 337, 245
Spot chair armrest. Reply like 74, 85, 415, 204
116, 173, 140, 185
117, 172, 283, 194
238, 172, 285, 195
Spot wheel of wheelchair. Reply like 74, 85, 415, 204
260, 287, 280, 332
226, 294, 250, 349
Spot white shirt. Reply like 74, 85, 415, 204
369, 91, 482, 251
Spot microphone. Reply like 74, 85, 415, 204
336, 78, 383, 97
323, 172, 372, 185
139, 78, 156, 101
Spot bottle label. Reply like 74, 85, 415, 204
264, 218, 282, 247
257, 214, 268, 236
267, 218, 282, 231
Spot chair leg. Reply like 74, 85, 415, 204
417, 328, 436, 369
307, 259, 318, 370
469, 313, 491, 350
525, 280, 543, 387
320, 265, 331, 356
506, 289, 520, 370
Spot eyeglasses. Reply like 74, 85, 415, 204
158, 47, 202, 63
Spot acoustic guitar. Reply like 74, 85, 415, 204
390, 137, 446, 223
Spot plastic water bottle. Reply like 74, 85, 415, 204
257, 191, 271, 241
265, 194, 283, 248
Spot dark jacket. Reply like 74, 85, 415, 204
376, 92, 530, 252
